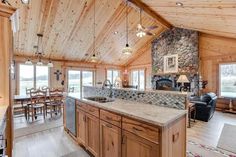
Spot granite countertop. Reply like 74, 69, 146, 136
0, 105, 8, 133
84, 85, 189, 96
67, 93, 187, 127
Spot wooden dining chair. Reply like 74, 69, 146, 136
46, 89, 63, 118
29, 90, 46, 122
68, 87, 75, 93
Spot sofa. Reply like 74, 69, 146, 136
190, 92, 217, 122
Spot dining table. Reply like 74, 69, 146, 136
14, 93, 67, 120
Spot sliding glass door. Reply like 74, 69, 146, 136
68, 70, 81, 93
68, 70, 94, 97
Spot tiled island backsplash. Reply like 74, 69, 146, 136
83, 86, 188, 110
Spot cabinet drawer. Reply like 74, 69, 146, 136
122, 117, 159, 144
100, 110, 121, 127
86, 105, 99, 117
77, 101, 88, 111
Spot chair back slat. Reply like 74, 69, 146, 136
49, 89, 63, 103
30, 90, 46, 105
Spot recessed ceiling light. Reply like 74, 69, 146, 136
114, 31, 118, 35
176, 2, 183, 7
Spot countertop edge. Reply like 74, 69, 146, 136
66, 95, 187, 127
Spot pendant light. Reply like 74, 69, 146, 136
122, 0, 132, 55
91, 0, 98, 63
25, 58, 32, 65
47, 59, 54, 67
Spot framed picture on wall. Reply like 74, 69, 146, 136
164, 54, 178, 73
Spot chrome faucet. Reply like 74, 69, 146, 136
102, 79, 113, 98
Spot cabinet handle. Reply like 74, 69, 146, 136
172, 132, 179, 142
132, 127, 143, 132
89, 109, 95, 112
106, 116, 112, 120
83, 116, 86, 122
105, 124, 112, 128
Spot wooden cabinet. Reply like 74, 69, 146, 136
72, 100, 187, 157
122, 130, 159, 157
86, 113, 100, 157
100, 120, 121, 157
0, 3, 16, 157
77, 109, 86, 146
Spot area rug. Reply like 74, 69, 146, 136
217, 124, 236, 154
15, 118, 63, 138
187, 140, 236, 157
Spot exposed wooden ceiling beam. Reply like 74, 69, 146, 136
127, 0, 172, 29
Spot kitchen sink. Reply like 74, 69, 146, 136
84, 96, 115, 103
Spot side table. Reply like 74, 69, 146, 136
188, 103, 196, 128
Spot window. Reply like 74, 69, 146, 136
19, 64, 34, 95
68, 70, 81, 93
219, 63, 236, 97
82, 71, 93, 86
36, 66, 49, 89
19, 64, 49, 95
131, 69, 145, 90
67, 69, 94, 97
107, 69, 120, 85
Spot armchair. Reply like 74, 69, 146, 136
190, 92, 217, 122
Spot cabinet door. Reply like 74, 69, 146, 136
77, 110, 86, 146
100, 120, 121, 157
86, 113, 100, 157
122, 131, 159, 157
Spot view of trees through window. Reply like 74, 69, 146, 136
19, 64, 49, 95
220, 63, 236, 97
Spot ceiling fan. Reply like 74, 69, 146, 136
136, 8, 158, 37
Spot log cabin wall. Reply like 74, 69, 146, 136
13, 56, 124, 94
200, 33, 236, 111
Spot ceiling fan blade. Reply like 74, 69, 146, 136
146, 32, 155, 36
146, 25, 158, 30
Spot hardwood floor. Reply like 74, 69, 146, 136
13, 111, 236, 157
13, 127, 90, 157
187, 111, 236, 147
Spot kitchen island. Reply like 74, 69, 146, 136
64, 93, 187, 157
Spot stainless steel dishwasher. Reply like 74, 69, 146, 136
65, 97, 76, 137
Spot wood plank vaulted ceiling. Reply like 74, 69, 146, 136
10, 0, 165, 65
10, 0, 236, 65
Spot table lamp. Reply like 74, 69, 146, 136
177, 75, 189, 92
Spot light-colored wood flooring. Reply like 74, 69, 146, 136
187, 111, 236, 147
13, 111, 236, 157
13, 127, 90, 157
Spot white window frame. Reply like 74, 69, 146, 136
18, 63, 50, 94
106, 69, 120, 85
219, 62, 236, 98
130, 69, 146, 90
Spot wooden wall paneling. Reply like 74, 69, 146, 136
199, 33, 236, 110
